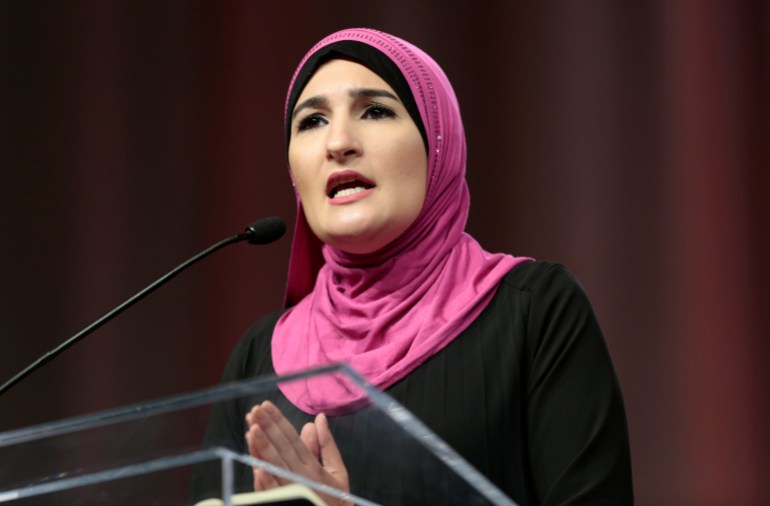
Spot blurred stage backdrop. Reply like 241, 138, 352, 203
1, 1, 768, 504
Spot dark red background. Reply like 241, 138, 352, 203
1, 1, 768, 504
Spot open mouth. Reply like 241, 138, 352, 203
327, 173, 375, 199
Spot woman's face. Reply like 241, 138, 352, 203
288, 58, 427, 255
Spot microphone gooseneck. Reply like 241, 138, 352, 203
0, 216, 286, 396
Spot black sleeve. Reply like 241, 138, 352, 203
188, 311, 284, 504
523, 263, 634, 504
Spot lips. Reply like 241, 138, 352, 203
326, 170, 375, 199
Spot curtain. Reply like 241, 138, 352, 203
1, 1, 767, 503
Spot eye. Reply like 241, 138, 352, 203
362, 104, 396, 120
296, 114, 326, 132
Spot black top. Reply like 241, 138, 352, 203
190, 261, 634, 505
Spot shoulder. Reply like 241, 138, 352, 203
491, 260, 594, 319
499, 259, 587, 297
240, 309, 285, 345
220, 309, 286, 383
495, 260, 604, 368
473, 260, 592, 329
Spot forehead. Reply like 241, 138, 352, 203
296, 59, 395, 101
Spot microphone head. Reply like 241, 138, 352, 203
244, 216, 286, 245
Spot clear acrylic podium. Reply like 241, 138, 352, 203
0, 364, 517, 505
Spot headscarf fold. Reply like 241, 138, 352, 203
272, 28, 531, 415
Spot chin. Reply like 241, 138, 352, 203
322, 226, 393, 255
312, 211, 415, 254
326, 236, 384, 255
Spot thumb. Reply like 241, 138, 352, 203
315, 413, 347, 480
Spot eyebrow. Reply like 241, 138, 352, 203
292, 87, 401, 120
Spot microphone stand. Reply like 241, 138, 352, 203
0, 217, 285, 396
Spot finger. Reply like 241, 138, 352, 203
245, 423, 268, 460
245, 424, 291, 486
246, 421, 283, 461
252, 467, 281, 491
300, 422, 321, 461
258, 401, 316, 468
245, 405, 257, 427
316, 413, 348, 484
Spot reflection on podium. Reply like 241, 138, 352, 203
0, 365, 517, 505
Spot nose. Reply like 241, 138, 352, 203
325, 117, 361, 162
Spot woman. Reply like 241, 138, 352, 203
192, 28, 633, 505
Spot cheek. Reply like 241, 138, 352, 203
391, 143, 428, 205
291, 173, 315, 208
288, 152, 314, 202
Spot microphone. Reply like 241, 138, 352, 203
242, 216, 286, 245
0, 216, 286, 396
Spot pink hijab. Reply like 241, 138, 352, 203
272, 28, 530, 414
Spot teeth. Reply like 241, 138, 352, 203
334, 187, 367, 198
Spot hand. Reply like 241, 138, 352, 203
245, 401, 351, 505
